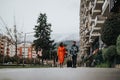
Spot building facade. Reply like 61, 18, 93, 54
0, 33, 36, 60
0, 34, 13, 56
17, 42, 37, 59
80, 0, 120, 59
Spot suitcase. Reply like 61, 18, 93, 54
67, 60, 72, 67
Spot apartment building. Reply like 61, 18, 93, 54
17, 42, 37, 59
80, 0, 120, 57
0, 34, 13, 56
0, 33, 36, 60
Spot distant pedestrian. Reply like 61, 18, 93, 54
57, 42, 66, 67
70, 41, 79, 68
52, 50, 58, 67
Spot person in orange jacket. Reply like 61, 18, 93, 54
57, 42, 66, 67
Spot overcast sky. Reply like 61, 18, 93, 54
0, 0, 80, 36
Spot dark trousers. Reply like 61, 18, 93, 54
72, 55, 77, 67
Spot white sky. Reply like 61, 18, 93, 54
0, 0, 80, 35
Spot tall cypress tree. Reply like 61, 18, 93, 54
33, 13, 55, 59
101, 13, 120, 46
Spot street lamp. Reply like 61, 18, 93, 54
23, 32, 34, 67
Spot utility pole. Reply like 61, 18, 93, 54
23, 33, 26, 67
14, 24, 17, 56
14, 16, 18, 65
23, 32, 34, 67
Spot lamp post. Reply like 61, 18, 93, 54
23, 32, 34, 67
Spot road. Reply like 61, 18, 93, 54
0, 67, 120, 80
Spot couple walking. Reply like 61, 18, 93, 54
57, 41, 79, 68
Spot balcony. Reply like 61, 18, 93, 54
84, 40, 89, 47
89, 25, 101, 40
92, 25, 101, 33
89, 39, 93, 43
94, 15, 105, 27
84, 31, 90, 43
94, 0, 104, 10
90, 33, 100, 40
90, 16, 105, 34
92, 0, 104, 18
92, 9, 101, 19
83, 44, 90, 48
85, 35, 89, 39
80, 48, 85, 53
83, 42, 90, 49
90, 30, 100, 40
89, 15, 105, 43
101, 0, 109, 16
89, 19, 103, 40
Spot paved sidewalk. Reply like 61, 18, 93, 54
0, 68, 120, 80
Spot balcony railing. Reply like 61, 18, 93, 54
101, 0, 109, 16
92, 8, 101, 18
93, 0, 104, 10
90, 29, 100, 39
90, 33, 100, 39
83, 44, 90, 48
91, 24, 101, 33
92, 0, 104, 18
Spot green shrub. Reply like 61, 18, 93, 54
116, 35, 120, 55
102, 48, 108, 60
93, 50, 104, 65
102, 45, 117, 67
102, 45, 116, 60
96, 62, 109, 68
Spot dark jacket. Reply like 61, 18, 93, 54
70, 45, 79, 56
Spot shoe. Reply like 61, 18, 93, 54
72, 65, 76, 68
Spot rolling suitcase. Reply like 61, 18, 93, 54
67, 59, 72, 67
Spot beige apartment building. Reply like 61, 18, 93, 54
0, 34, 13, 56
17, 42, 37, 59
80, 0, 120, 57
0, 34, 36, 60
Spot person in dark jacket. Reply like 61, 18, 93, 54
70, 41, 79, 68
